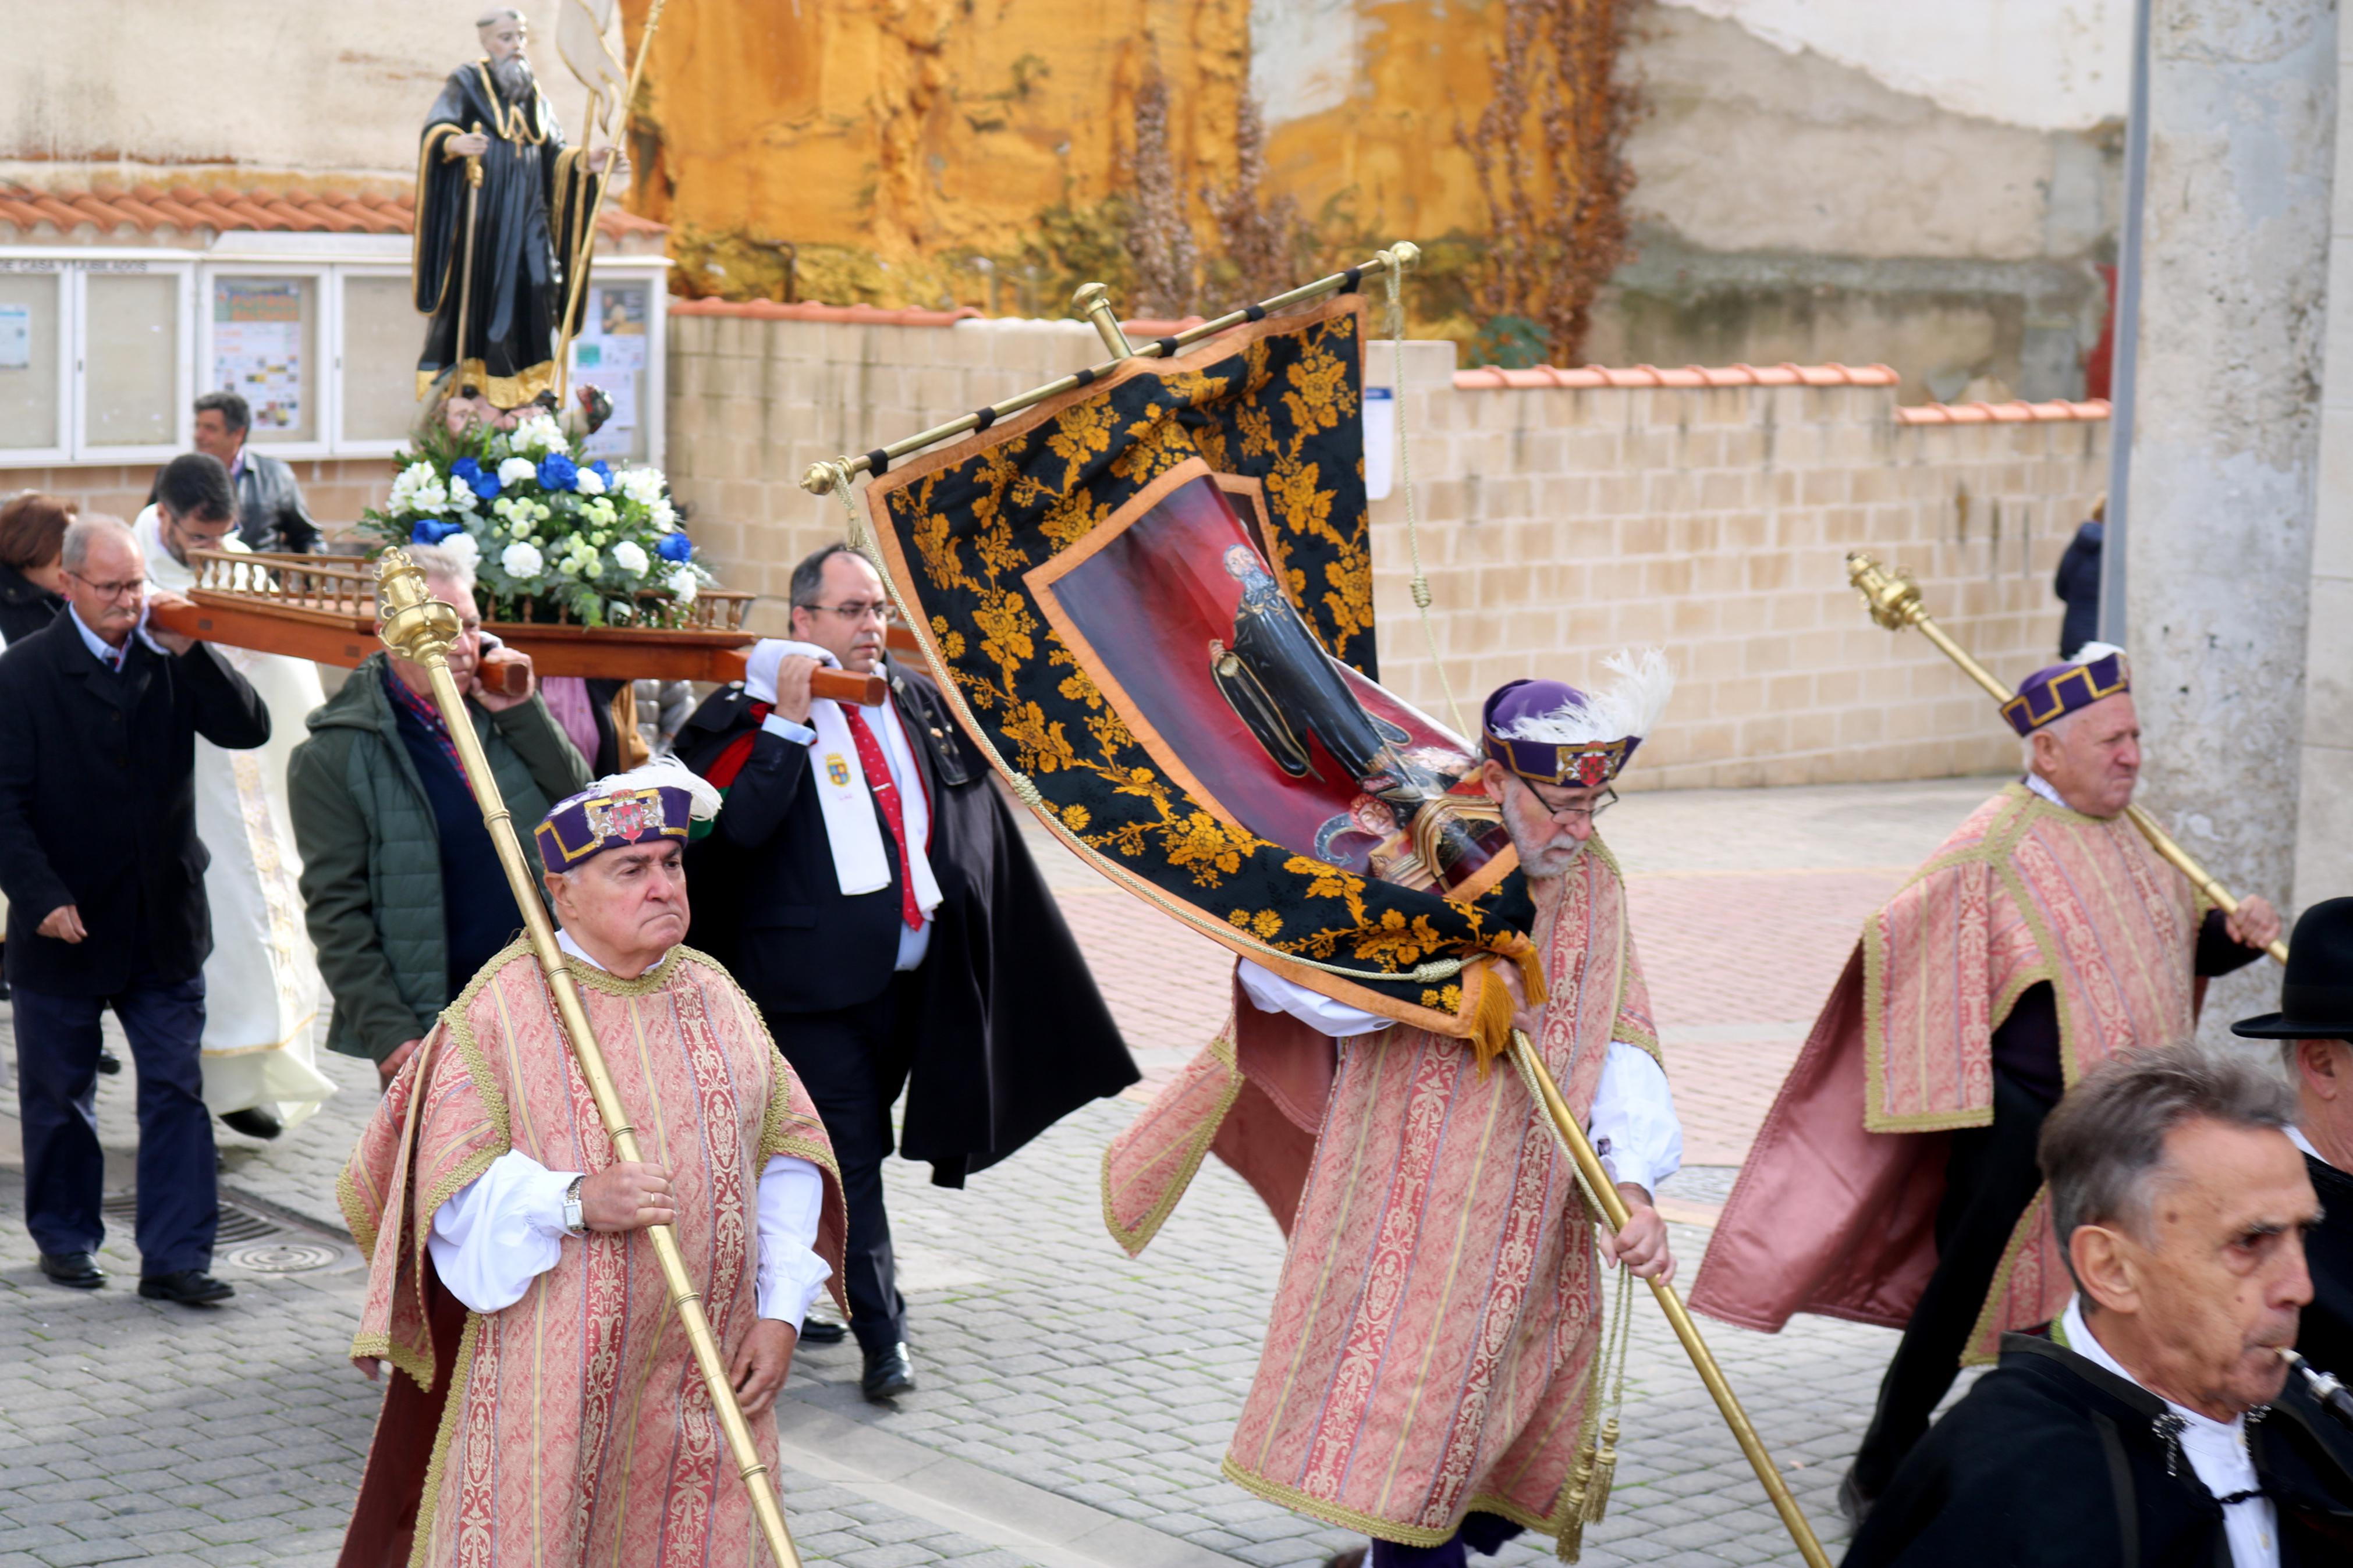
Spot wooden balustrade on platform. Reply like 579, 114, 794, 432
149, 548, 888, 706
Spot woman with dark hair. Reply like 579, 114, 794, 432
0, 492, 73, 646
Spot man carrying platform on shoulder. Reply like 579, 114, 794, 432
1690, 641, 2281, 1524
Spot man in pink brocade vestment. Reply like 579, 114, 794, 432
1105, 663, 1687, 1566
335, 765, 847, 1568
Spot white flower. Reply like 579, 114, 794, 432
501, 540, 545, 578
617, 468, 665, 507
450, 482, 479, 513
389, 461, 450, 517
612, 541, 650, 577
441, 532, 481, 573
650, 499, 677, 532
574, 467, 606, 497
510, 414, 569, 457
498, 456, 538, 487
666, 565, 697, 604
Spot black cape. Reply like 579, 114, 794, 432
413, 62, 597, 407
680, 662, 1137, 1187
2301, 1151, 2353, 1386
1847, 1332, 2353, 1567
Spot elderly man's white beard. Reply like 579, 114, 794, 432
488, 51, 535, 101
1500, 803, 1587, 881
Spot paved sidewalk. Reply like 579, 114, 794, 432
0, 776, 2000, 1568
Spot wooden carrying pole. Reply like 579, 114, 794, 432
372, 549, 805, 1568
555, 0, 666, 403
1846, 552, 2288, 965
1506, 1030, 1833, 1568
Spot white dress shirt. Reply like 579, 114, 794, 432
1234, 959, 1684, 1195
2060, 1295, 2280, 1568
425, 930, 833, 1327
763, 696, 934, 971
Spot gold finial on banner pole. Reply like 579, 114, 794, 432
1844, 551, 2287, 965
374, 549, 808, 1567
1073, 282, 1135, 360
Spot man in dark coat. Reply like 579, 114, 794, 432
2236, 898, 2353, 1384
1847, 1043, 2353, 1566
0, 517, 272, 1305
680, 543, 1135, 1402
2053, 496, 2104, 659
411, 9, 617, 408
142, 392, 320, 554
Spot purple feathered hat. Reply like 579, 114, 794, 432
1482, 649, 1676, 788
2000, 641, 2130, 737
534, 762, 719, 870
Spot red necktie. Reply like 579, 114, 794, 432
839, 706, 922, 929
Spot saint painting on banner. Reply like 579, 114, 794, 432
411, 10, 619, 410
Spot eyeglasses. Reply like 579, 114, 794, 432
66, 571, 145, 600
798, 600, 896, 624
1525, 783, 1617, 823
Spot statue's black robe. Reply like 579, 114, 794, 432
1846, 1333, 2353, 1566
2299, 1150, 2353, 1385
412, 62, 597, 408
677, 660, 1138, 1187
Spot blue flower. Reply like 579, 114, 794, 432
451, 456, 481, 483
410, 518, 464, 545
457, 462, 501, 501
537, 453, 579, 492
655, 531, 694, 564
590, 460, 614, 486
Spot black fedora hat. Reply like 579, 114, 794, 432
2233, 897, 2353, 1041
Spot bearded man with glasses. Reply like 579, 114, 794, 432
0, 515, 271, 1305
679, 542, 1135, 1401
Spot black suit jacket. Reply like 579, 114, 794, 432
2301, 1151, 2353, 1386
682, 659, 1136, 1184
1847, 1332, 2353, 1566
0, 611, 272, 994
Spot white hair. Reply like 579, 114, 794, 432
59, 514, 136, 574
402, 542, 477, 597
2019, 641, 2123, 768
477, 8, 524, 28
1499, 648, 1676, 746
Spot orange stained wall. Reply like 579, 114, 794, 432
623, 0, 1528, 304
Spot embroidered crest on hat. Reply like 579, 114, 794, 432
534, 760, 721, 869
2001, 641, 2130, 737
1481, 649, 1675, 788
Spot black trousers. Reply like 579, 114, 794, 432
1851, 1068, 2054, 1495
12, 972, 217, 1274
757, 972, 919, 1357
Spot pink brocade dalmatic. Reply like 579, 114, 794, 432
1690, 786, 2201, 1359
1127, 849, 1659, 1552
336, 943, 846, 1568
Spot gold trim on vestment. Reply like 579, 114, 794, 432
415, 355, 559, 408
406, 1310, 485, 1568
1098, 1023, 1243, 1257
413, 123, 462, 319
471, 61, 552, 145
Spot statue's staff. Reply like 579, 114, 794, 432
454, 122, 484, 389
1508, 1030, 1833, 1568
554, 0, 667, 403
1847, 551, 2287, 965
372, 548, 810, 1568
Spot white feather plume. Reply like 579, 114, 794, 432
572, 756, 722, 823
1498, 648, 1677, 746
2070, 639, 2125, 666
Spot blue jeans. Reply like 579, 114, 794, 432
12, 974, 216, 1274
1370, 1512, 1524, 1567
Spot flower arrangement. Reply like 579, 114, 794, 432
361, 412, 709, 627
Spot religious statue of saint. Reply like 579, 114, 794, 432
1208, 544, 1509, 892
412, 9, 622, 411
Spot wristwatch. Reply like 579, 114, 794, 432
562, 1175, 586, 1236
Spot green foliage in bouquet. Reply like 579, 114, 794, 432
359, 412, 709, 628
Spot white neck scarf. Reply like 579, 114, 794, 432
765, 640, 942, 918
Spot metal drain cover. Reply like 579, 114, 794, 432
221, 1239, 349, 1275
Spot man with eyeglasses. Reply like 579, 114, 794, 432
0, 515, 272, 1306
1690, 642, 2282, 1528
679, 542, 1134, 1402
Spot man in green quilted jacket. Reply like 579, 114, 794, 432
286, 542, 587, 1087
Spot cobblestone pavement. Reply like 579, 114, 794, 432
1, 776, 2001, 1568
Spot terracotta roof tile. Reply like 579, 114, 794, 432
1894, 398, 2110, 425
669, 298, 982, 326
1450, 361, 1902, 390
0, 181, 663, 243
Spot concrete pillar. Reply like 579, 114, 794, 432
2126, 1, 2334, 1039
2293, 25, 2353, 915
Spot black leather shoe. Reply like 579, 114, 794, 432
94, 1050, 122, 1077
1838, 1467, 1875, 1531
139, 1270, 234, 1306
38, 1251, 105, 1289
860, 1342, 915, 1402
219, 1107, 282, 1140
797, 1317, 848, 1346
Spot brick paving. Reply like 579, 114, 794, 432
1, 776, 2001, 1568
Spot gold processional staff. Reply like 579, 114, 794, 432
797, 247, 1835, 1568
373, 549, 809, 1568
1846, 552, 2288, 966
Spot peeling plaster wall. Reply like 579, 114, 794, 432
2126, 0, 2334, 1041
